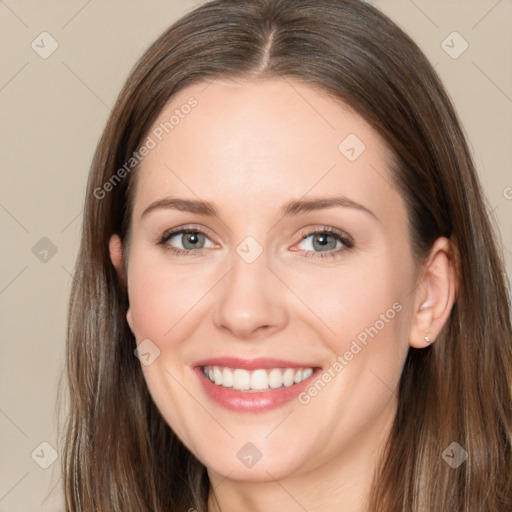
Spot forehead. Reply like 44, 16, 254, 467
132, 78, 402, 225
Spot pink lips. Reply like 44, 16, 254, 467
194, 357, 319, 413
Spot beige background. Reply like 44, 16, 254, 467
1, 0, 511, 510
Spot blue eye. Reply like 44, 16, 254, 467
158, 226, 353, 259
160, 229, 215, 254
295, 228, 353, 259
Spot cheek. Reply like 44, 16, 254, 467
283, 253, 412, 351
281, 251, 415, 418
285, 262, 412, 445
126, 255, 219, 445
127, 255, 217, 342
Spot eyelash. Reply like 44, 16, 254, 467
296, 226, 354, 259
158, 225, 354, 259
158, 225, 213, 257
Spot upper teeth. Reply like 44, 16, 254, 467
203, 366, 314, 391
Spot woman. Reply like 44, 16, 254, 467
63, 0, 512, 510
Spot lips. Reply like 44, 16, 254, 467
194, 357, 320, 412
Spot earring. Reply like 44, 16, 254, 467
425, 329, 431, 344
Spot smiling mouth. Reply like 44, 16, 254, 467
202, 366, 315, 392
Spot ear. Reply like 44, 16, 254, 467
109, 234, 134, 332
109, 234, 125, 277
409, 237, 458, 348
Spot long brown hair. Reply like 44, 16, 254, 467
63, 0, 512, 510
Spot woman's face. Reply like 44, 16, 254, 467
114, 78, 421, 483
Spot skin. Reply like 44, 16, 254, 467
110, 78, 456, 512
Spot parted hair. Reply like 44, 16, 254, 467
63, 0, 512, 510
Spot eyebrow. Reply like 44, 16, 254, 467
140, 195, 377, 220
281, 196, 377, 219
141, 197, 218, 218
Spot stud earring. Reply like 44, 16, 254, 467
425, 329, 431, 344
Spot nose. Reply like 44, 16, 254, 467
212, 251, 289, 340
